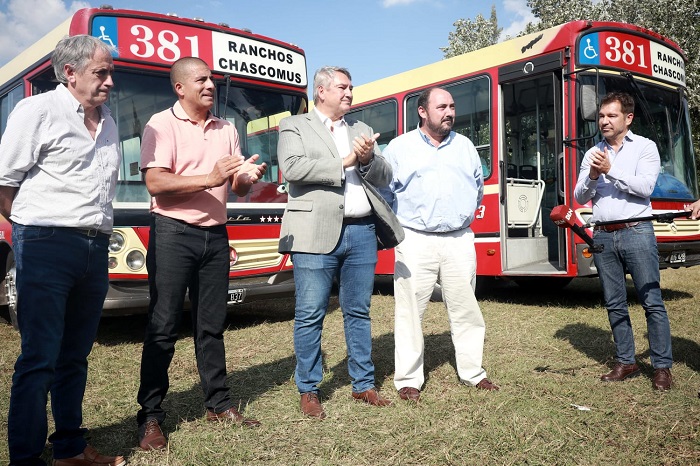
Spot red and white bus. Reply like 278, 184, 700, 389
348, 20, 699, 288
0, 6, 308, 327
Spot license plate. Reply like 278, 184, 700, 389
670, 251, 686, 264
228, 288, 246, 304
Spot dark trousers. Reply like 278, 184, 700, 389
8, 225, 109, 465
137, 214, 232, 425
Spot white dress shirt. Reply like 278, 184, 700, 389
314, 108, 372, 218
0, 84, 120, 233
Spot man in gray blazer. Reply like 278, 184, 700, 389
278, 66, 401, 419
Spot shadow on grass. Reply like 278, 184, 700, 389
78, 351, 298, 459
555, 322, 700, 374
476, 277, 693, 309
95, 297, 299, 346
317, 330, 456, 397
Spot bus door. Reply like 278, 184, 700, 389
498, 53, 567, 277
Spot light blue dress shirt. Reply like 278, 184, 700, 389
382, 127, 483, 233
574, 130, 660, 222
0, 84, 120, 233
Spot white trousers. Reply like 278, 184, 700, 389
393, 227, 487, 389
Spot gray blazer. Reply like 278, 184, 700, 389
278, 112, 403, 254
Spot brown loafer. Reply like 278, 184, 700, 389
351, 388, 392, 406
398, 387, 421, 402
601, 362, 640, 382
52, 445, 126, 466
300, 392, 326, 419
206, 407, 261, 427
138, 418, 167, 451
475, 378, 500, 391
652, 368, 672, 390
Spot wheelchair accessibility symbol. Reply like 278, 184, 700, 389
583, 38, 598, 60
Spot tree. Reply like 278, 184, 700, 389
441, 5, 501, 58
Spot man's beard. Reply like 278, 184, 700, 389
428, 117, 453, 136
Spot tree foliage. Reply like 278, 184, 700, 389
441, 5, 501, 58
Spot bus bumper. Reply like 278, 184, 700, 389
658, 241, 700, 269
576, 241, 700, 277
101, 271, 295, 316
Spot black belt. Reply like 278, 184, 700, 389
594, 221, 640, 232
72, 227, 109, 238
343, 215, 374, 225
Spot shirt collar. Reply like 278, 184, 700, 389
56, 83, 111, 119
603, 129, 634, 151
171, 100, 215, 125
417, 124, 454, 147
314, 107, 346, 131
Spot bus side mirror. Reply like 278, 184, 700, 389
581, 84, 598, 121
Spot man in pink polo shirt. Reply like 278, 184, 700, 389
136, 56, 267, 450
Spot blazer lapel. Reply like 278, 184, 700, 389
305, 113, 340, 158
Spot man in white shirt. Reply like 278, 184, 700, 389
0, 35, 125, 466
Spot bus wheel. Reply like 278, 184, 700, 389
513, 277, 573, 292
5, 257, 18, 331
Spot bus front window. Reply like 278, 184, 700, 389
577, 75, 697, 201
218, 85, 307, 189
109, 71, 174, 204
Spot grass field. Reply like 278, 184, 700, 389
0, 267, 698, 465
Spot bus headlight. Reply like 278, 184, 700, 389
126, 250, 145, 271
108, 257, 118, 269
109, 232, 126, 253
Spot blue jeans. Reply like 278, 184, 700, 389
593, 221, 672, 368
8, 225, 109, 465
137, 214, 232, 426
291, 219, 378, 394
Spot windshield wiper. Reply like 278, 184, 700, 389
622, 72, 662, 148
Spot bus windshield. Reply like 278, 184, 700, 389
108, 70, 306, 204
578, 74, 697, 201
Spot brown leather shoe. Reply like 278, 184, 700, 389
475, 378, 500, 391
351, 388, 392, 406
300, 392, 326, 419
652, 368, 672, 390
206, 407, 261, 427
53, 445, 126, 466
138, 418, 167, 451
398, 387, 421, 402
601, 362, 640, 382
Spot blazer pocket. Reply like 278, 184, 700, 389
287, 199, 313, 212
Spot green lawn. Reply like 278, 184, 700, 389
0, 267, 698, 465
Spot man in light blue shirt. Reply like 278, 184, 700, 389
574, 91, 672, 391
383, 87, 498, 402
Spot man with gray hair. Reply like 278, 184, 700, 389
278, 66, 402, 419
0, 35, 125, 465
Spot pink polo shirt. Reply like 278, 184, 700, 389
140, 101, 242, 226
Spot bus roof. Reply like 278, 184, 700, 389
352, 20, 686, 105
0, 17, 71, 89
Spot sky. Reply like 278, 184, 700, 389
0, 0, 537, 88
